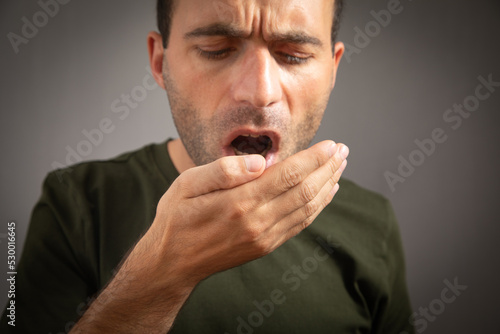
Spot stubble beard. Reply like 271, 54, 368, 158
162, 68, 329, 167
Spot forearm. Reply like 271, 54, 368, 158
70, 236, 196, 333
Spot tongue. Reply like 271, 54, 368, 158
231, 135, 271, 154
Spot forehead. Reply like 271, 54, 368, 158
170, 0, 334, 39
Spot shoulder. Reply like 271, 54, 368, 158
335, 178, 392, 217
315, 178, 397, 253
35, 143, 172, 278
47, 143, 161, 188
39, 142, 172, 227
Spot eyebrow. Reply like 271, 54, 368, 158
184, 23, 249, 39
184, 23, 323, 48
269, 31, 323, 47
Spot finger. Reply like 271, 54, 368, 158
273, 180, 341, 249
334, 159, 347, 182
273, 153, 345, 235
253, 140, 338, 200
179, 155, 266, 198
264, 144, 348, 223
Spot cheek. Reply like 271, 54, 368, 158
166, 52, 225, 113
283, 65, 332, 119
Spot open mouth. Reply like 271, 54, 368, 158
231, 134, 272, 157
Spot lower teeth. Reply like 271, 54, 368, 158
233, 147, 271, 157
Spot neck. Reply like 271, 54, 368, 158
167, 139, 196, 174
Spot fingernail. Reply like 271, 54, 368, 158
244, 155, 264, 172
340, 145, 349, 160
328, 142, 337, 158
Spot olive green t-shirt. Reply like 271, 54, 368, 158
1, 140, 414, 333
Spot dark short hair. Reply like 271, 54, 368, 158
157, 0, 345, 51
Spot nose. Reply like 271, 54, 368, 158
231, 47, 282, 108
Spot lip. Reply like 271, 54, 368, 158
222, 128, 281, 169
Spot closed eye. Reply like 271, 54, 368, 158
276, 52, 311, 65
197, 48, 233, 60
196, 47, 312, 65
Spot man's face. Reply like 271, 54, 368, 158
163, 0, 343, 168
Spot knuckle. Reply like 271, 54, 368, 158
328, 177, 337, 191
301, 220, 310, 231
253, 239, 271, 255
298, 218, 313, 233
230, 200, 251, 220
327, 158, 338, 175
303, 215, 316, 228
281, 164, 303, 188
333, 170, 341, 183
314, 150, 326, 168
239, 223, 273, 255
323, 193, 334, 208
303, 198, 319, 217
241, 224, 263, 244
299, 180, 318, 203
217, 158, 238, 186
173, 175, 190, 195
308, 142, 330, 168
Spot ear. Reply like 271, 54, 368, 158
330, 41, 345, 90
147, 31, 166, 90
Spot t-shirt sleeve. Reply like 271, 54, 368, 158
0, 172, 97, 333
374, 201, 415, 334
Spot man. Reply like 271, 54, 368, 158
1, 0, 414, 333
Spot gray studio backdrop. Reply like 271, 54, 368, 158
1, 0, 499, 333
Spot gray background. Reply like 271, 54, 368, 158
1, 0, 499, 333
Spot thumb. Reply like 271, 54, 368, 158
179, 155, 265, 198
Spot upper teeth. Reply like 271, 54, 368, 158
240, 134, 261, 138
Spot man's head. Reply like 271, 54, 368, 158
149, 0, 345, 169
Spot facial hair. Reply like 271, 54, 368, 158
163, 62, 329, 167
